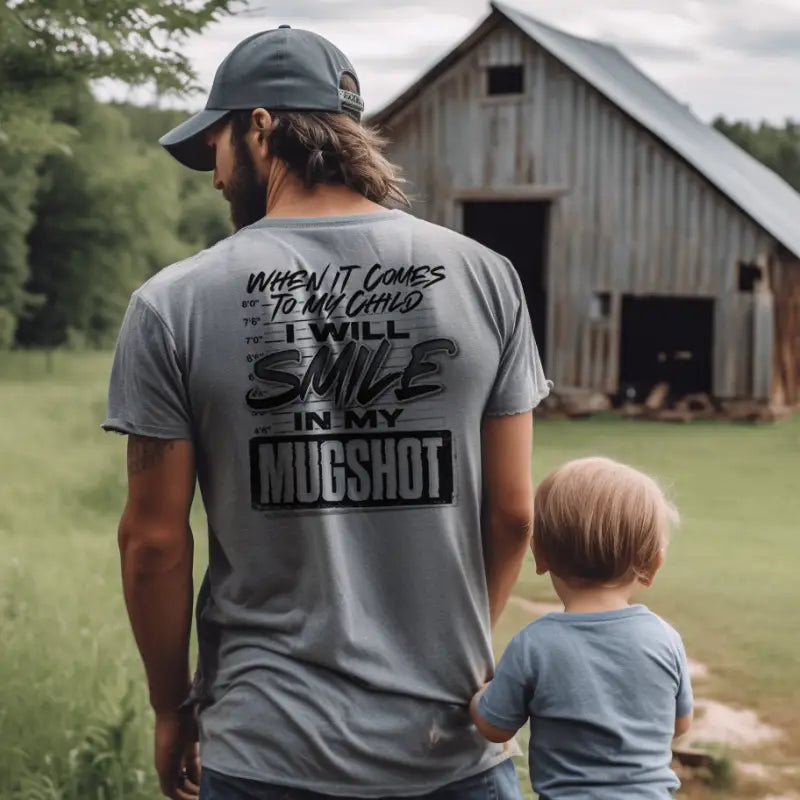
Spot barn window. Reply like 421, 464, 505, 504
590, 292, 611, 322
487, 65, 524, 95
738, 261, 762, 293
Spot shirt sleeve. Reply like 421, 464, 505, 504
675, 634, 694, 718
475, 635, 533, 732
102, 293, 193, 440
484, 265, 550, 416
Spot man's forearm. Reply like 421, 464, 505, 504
119, 521, 194, 713
484, 516, 532, 628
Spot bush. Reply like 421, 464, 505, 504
0, 308, 16, 349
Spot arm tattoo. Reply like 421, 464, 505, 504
127, 436, 176, 476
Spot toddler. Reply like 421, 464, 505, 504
471, 457, 692, 799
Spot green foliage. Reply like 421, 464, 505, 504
706, 751, 736, 791
12, 95, 231, 348
0, 157, 32, 324
19, 90, 198, 347
0, 0, 236, 97
0, 308, 15, 349
11, 683, 155, 800
0, 0, 237, 159
0, 0, 236, 347
115, 102, 232, 251
714, 117, 800, 192
0, 352, 194, 799
179, 177, 234, 249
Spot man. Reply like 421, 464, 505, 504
104, 25, 549, 800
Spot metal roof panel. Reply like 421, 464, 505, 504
493, 0, 800, 256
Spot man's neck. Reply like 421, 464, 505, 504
264, 166, 387, 220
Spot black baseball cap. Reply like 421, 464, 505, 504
159, 26, 365, 171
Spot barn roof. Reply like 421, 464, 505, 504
370, 1, 800, 259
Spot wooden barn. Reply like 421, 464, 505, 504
370, 1, 800, 410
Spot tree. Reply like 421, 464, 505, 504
0, 1, 235, 95
714, 117, 800, 193
0, 0, 238, 345
114, 103, 232, 251
0, 149, 42, 326
18, 87, 195, 348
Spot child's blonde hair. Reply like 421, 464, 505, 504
533, 457, 678, 585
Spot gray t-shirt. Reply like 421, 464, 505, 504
104, 209, 549, 795
477, 605, 693, 800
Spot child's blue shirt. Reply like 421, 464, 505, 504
477, 605, 693, 799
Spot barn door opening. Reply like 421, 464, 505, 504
461, 201, 549, 367
620, 296, 714, 401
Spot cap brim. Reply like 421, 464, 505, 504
159, 109, 230, 171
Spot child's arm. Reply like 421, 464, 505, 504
674, 710, 693, 738
469, 635, 532, 743
470, 684, 519, 743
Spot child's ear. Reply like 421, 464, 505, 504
639, 548, 666, 588
533, 550, 549, 576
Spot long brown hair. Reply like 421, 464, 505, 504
230, 75, 408, 206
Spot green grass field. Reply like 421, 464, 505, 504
1, 351, 798, 799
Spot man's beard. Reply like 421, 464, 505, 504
227, 134, 268, 231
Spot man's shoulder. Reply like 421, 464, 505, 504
136, 234, 238, 303
127, 241, 219, 315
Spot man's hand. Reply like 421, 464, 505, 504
155, 708, 201, 799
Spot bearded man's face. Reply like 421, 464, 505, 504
206, 119, 268, 231
226, 127, 268, 230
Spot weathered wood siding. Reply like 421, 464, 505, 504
382, 19, 776, 398
771, 255, 800, 405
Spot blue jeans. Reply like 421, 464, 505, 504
199, 759, 523, 800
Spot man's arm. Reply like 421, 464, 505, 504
481, 412, 534, 628
118, 435, 196, 714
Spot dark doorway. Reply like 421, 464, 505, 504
620, 296, 714, 400
462, 201, 549, 366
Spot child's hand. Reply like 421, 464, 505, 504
469, 682, 518, 744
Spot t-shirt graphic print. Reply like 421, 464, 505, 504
245, 261, 457, 511
104, 209, 549, 796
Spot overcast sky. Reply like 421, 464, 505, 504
110, 0, 800, 124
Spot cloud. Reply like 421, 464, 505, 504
231, 0, 491, 29
356, 42, 455, 74
714, 22, 800, 58
95, 0, 800, 124
238, 0, 488, 21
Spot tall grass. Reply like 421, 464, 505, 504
0, 352, 158, 798
2, 351, 799, 798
